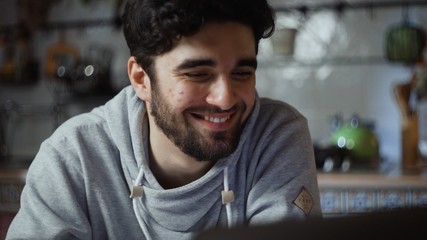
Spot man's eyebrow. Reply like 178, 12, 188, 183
236, 58, 257, 69
174, 58, 258, 71
174, 59, 216, 71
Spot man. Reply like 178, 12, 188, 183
7, 0, 321, 239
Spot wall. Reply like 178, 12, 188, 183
0, 0, 129, 160
256, 3, 427, 166
1, 0, 426, 166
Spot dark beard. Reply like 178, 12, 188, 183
149, 84, 245, 162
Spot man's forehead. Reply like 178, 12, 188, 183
152, 22, 257, 68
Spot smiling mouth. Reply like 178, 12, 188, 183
190, 112, 233, 124
203, 115, 231, 123
189, 105, 241, 126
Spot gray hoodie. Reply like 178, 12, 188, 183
7, 86, 321, 240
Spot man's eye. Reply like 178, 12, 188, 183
231, 70, 254, 80
183, 72, 211, 81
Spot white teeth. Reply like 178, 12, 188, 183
204, 115, 230, 123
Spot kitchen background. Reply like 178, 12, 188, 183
2, 0, 427, 237
1, 0, 427, 171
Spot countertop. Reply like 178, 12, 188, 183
1, 159, 427, 190
0, 158, 31, 181
317, 171, 427, 189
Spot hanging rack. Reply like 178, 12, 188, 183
274, 0, 427, 13
0, 17, 120, 33
1, 1, 426, 32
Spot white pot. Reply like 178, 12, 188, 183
270, 28, 297, 56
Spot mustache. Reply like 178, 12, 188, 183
186, 103, 245, 114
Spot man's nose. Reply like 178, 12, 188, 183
206, 76, 237, 110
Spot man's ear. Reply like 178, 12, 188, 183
128, 56, 151, 102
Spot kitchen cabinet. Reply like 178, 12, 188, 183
0, 168, 26, 213
0, 167, 25, 239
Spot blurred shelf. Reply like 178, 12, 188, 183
258, 55, 411, 67
273, 0, 427, 13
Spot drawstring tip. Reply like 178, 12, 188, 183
130, 185, 144, 198
221, 190, 235, 204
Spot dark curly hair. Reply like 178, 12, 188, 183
122, 0, 275, 74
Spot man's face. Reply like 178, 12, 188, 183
148, 22, 257, 161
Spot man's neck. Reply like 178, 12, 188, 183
148, 123, 215, 189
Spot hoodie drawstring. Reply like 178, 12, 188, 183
130, 166, 235, 230
130, 167, 146, 234
221, 167, 234, 228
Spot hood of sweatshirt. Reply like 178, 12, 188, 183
101, 86, 260, 232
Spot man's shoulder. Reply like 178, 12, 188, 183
49, 110, 108, 143
245, 97, 308, 142
54, 86, 136, 138
258, 97, 305, 121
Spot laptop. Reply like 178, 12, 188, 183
195, 207, 427, 240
